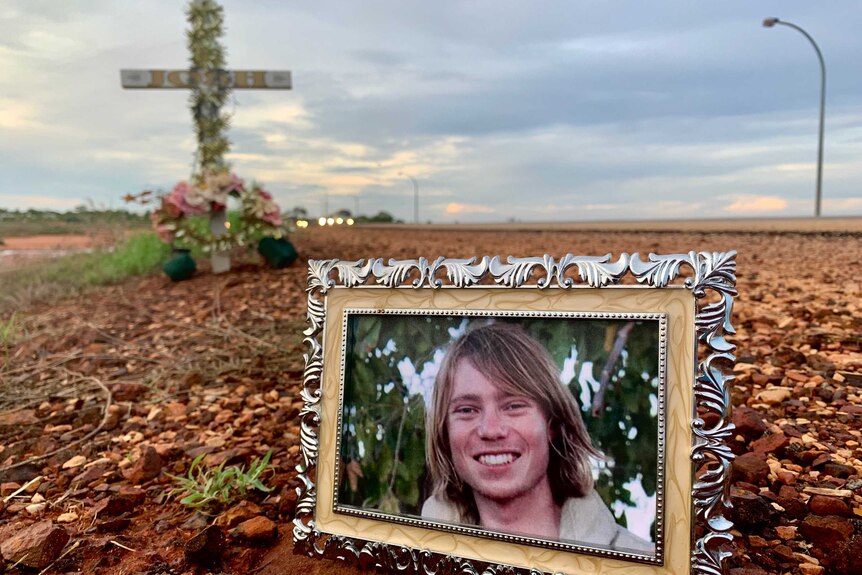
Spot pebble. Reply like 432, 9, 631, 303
62, 455, 87, 469
230, 515, 278, 544
57, 511, 79, 523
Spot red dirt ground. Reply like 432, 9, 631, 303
1, 223, 861, 575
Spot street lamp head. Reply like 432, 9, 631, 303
763, 17, 780, 28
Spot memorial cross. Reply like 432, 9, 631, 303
120, 0, 291, 273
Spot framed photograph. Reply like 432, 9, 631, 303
294, 253, 737, 575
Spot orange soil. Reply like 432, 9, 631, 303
1, 235, 102, 250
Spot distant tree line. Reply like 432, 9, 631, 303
0, 206, 149, 224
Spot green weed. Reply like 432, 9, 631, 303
168, 451, 273, 509
0, 313, 17, 345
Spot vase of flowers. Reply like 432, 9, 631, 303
257, 236, 298, 269
162, 248, 196, 282
132, 169, 288, 278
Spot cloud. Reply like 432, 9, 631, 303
230, 101, 314, 130
825, 197, 862, 211
2, 1, 862, 221
724, 195, 788, 213
445, 202, 494, 215
0, 98, 42, 130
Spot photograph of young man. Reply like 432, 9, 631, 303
422, 322, 654, 553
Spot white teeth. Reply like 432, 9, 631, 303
478, 453, 515, 466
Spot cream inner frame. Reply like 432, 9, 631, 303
315, 286, 695, 575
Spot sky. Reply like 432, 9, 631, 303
2, 1, 861, 223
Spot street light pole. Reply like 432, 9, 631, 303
399, 173, 419, 224
763, 17, 826, 217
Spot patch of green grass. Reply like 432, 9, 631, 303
0, 313, 18, 345
79, 232, 172, 284
0, 232, 172, 314
169, 451, 273, 509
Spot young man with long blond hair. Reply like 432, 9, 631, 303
422, 322, 653, 553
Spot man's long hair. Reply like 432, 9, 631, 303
426, 322, 601, 524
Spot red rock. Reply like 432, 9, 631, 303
110, 382, 149, 401
278, 485, 298, 517
731, 452, 770, 485
777, 495, 808, 520
838, 404, 862, 415
103, 404, 125, 431
809, 495, 851, 517
95, 517, 132, 533
732, 406, 768, 439
775, 470, 797, 485
735, 481, 760, 494
93, 486, 146, 516
124, 445, 162, 484
780, 423, 803, 438
185, 524, 225, 566
214, 500, 262, 529
0, 462, 40, 485
0, 409, 38, 426
6, 502, 26, 514
1, 482, 21, 497
823, 462, 855, 478
811, 453, 832, 468
185, 445, 219, 460
799, 515, 854, 549
772, 544, 796, 561
0, 520, 70, 569
785, 370, 809, 382
231, 515, 278, 545
778, 485, 798, 499
71, 462, 109, 486
205, 447, 251, 468
830, 533, 862, 575
729, 567, 768, 575
750, 432, 789, 455
751, 373, 775, 386
180, 370, 205, 389
729, 491, 773, 528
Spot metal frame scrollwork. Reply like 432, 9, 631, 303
294, 252, 737, 575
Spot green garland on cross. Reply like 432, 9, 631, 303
136, 0, 291, 264
186, 0, 231, 172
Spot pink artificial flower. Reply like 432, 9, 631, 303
161, 195, 184, 219
257, 187, 273, 201
262, 210, 282, 227
168, 181, 208, 215
228, 173, 245, 194
155, 223, 175, 243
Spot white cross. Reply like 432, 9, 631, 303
120, 69, 292, 273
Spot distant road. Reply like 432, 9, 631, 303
359, 216, 862, 234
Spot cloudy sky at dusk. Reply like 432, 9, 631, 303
2, 1, 861, 222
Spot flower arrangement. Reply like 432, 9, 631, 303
146, 168, 285, 252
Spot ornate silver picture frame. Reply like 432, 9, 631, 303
294, 252, 737, 575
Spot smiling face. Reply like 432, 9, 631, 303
446, 359, 553, 504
